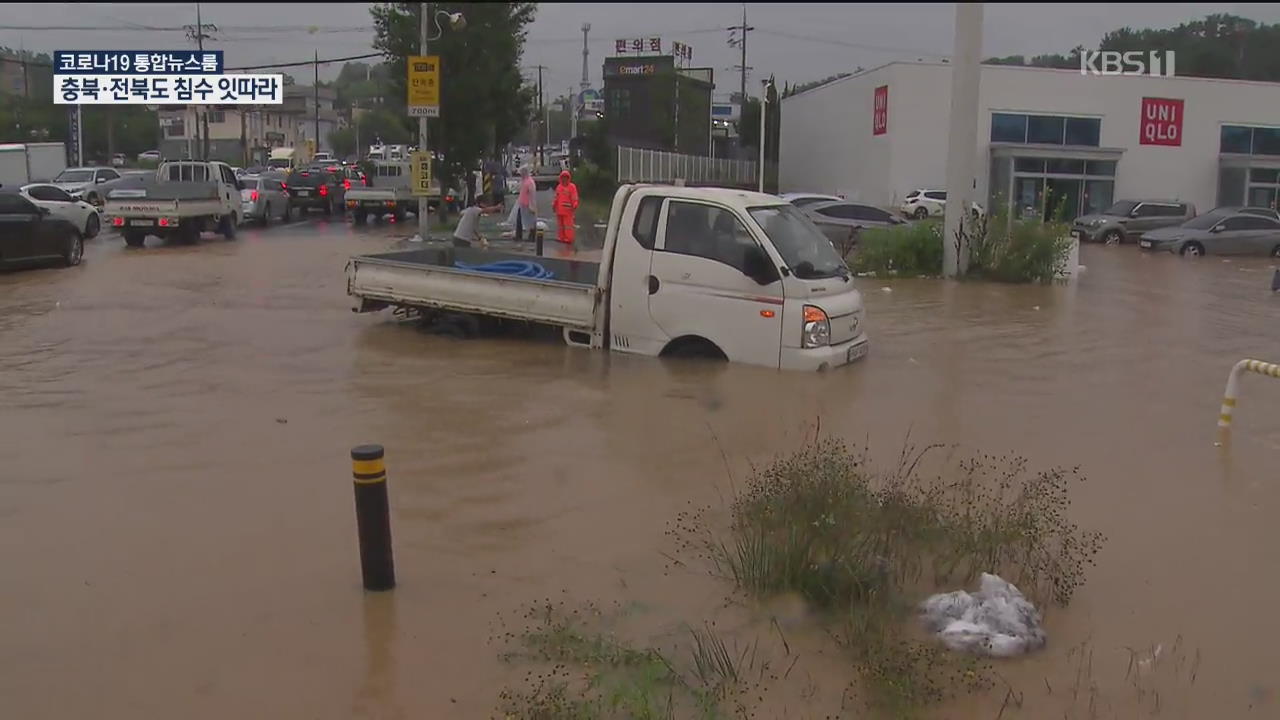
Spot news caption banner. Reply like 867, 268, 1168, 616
53, 50, 282, 104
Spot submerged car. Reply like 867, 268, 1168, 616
1140, 207, 1280, 257
1071, 199, 1195, 244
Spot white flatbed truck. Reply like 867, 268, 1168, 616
347, 184, 869, 371
103, 161, 241, 247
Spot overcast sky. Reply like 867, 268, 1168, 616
4, 3, 1280, 97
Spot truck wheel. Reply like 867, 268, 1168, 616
124, 231, 146, 248
353, 209, 368, 225
218, 214, 237, 240
913, 206, 928, 219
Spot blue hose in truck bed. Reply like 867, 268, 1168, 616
453, 260, 556, 280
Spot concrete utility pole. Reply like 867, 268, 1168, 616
572, 23, 590, 143
314, 50, 320, 155
197, 3, 209, 160
186, 2, 217, 160
942, 2, 983, 278
537, 64, 545, 167
417, 2, 430, 240
728, 3, 753, 146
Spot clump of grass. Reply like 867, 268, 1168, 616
494, 600, 764, 720
671, 436, 1104, 718
961, 200, 1074, 283
849, 222, 945, 277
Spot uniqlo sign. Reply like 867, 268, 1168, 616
1139, 97, 1183, 146
873, 85, 888, 135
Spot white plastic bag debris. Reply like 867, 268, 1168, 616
919, 573, 1046, 658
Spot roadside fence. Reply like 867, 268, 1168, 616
616, 146, 758, 188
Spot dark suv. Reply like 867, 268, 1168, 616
287, 166, 346, 215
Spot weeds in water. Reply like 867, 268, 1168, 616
495, 600, 760, 720
670, 436, 1105, 718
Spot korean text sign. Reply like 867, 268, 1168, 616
410, 151, 433, 196
873, 85, 888, 136
53, 50, 281, 104
1139, 97, 1183, 147
407, 55, 440, 118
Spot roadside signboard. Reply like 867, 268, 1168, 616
410, 151, 432, 196
407, 55, 440, 118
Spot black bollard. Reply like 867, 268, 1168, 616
535, 225, 544, 257
351, 444, 395, 591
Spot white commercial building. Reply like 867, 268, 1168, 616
780, 61, 1280, 220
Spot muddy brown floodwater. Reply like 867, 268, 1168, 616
1, 219, 1278, 719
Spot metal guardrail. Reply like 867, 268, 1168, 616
1216, 358, 1280, 444
616, 146, 758, 187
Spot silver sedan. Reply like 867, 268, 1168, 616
1140, 208, 1280, 257
803, 200, 907, 248
237, 176, 292, 226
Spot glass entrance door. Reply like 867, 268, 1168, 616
1045, 178, 1082, 222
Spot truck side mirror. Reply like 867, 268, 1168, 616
743, 246, 779, 285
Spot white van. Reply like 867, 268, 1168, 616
347, 185, 868, 371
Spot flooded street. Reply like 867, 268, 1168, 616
2, 220, 1278, 718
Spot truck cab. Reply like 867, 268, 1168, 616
600, 186, 867, 370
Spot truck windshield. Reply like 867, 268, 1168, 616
748, 204, 848, 280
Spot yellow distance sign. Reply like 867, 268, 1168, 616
407, 55, 440, 118
410, 151, 433, 197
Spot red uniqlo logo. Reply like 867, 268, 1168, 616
1139, 97, 1183, 146
873, 85, 888, 136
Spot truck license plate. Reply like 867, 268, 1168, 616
131, 219, 155, 227
847, 342, 869, 363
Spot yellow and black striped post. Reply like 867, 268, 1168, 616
351, 444, 395, 591
483, 172, 494, 204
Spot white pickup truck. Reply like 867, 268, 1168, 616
104, 160, 240, 247
347, 184, 869, 371
345, 160, 444, 224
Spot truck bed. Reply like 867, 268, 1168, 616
348, 247, 602, 329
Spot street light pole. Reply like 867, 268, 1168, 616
417, 2, 430, 240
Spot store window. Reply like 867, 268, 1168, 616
1220, 126, 1252, 154
991, 112, 1101, 147
991, 113, 1026, 143
1220, 125, 1280, 155
1254, 128, 1280, 155
1027, 115, 1065, 144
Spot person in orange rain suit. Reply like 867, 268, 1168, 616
553, 169, 580, 245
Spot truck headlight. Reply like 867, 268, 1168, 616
802, 305, 830, 348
